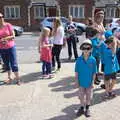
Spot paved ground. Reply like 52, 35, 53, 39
1, 61, 120, 120
1, 32, 120, 120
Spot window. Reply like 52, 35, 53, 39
106, 7, 116, 18
34, 6, 45, 18
69, 5, 84, 18
4, 5, 20, 19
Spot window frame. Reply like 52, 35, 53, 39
4, 5, 20, 19
105, 7, 116, 19
34, 6, 45, 19
69, 5, 85, 18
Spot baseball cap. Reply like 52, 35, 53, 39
104, 30, 113, 39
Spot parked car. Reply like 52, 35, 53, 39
74, 22, 86, 35
40, 17, 86, 35
13, 25, 24, 36
40, 17, 68, 30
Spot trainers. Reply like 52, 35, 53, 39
76, 107, 84, 117
94, 79, 100, 85
100, 84, 106, 89
85, 109, 91, 117
109, 92, 116, 98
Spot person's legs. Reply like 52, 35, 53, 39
67, 39, 72, 59
46, 62, 51, 74
46, 62, 53, 78
0, 54, 2, 64
0, 49, 12, 82
110, 79, 116, 91
104, 79, 111, 98
42, 61, 46, 75
55, 45, 62, 70
9, 46, 21, 85
9, 47, 19, 77
85, 87, 93, 117
71, 36, 78, 59
76, 87, 85, 117
109, 73, 116, 97
52, 46, 56, 69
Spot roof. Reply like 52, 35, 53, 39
95, 0, 118, 7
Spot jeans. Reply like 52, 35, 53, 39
0, 46, 18, 72
42, 61, 51, 75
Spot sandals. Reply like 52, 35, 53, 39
4, 78, 21, 85
4, 78, 12, 84
16, 80, 21, 85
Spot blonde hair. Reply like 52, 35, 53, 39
41, 27, 50, 37
54, 17, 62, 28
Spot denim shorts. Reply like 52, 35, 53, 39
0, 46, 19, 72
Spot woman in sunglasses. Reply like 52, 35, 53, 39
75, 39, 97, 117
0, 13, 20, 85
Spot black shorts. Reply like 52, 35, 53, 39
101, 64, 104, 72
104, 73, 116, 81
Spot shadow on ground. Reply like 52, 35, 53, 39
0, 71, 46, 86
48, 75, 120, 120
46, 104, 79, 120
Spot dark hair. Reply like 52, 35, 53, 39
86, 17, 93, 26
105, 36, 114, 44
86, 27, 99, 38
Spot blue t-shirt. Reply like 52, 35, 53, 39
75, 55, 97, 88
99, 41, 107, 64
101, 46, 119, 75
90, 37, 101, 58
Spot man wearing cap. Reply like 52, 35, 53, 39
75, 39, 97, 117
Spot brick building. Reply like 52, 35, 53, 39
0, 0, 95, 31
0, 0, 29, 30
95, 0, 120, 23
58, 0, 94, 22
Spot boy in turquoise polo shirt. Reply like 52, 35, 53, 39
102, 37, 119, 98
75, 39, 97, 117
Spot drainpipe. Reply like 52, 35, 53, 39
28, 1, 32, 27
55, 0, 60, 16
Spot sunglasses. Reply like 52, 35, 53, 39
82, 47, 91, 50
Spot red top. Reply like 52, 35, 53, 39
40, 37, 52, 62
